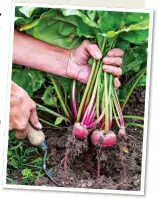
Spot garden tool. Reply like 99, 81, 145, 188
26, 123, 59, 186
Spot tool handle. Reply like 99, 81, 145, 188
27, 123, 45, 146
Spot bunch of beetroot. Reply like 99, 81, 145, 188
72, 38, 126, 148
60, 39, 127, 182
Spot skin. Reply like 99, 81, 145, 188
10, 30, 123, 139
10, 82, 42, 138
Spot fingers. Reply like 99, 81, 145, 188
10, 82, 42, 139
114, 78, 121, 88
103, 65, 122, 77
103, 57, 122, 66
29, 106, 42, 130
16, 130, 27, 139
107, 48, 124, 57
9, 119, 27, 139
15, 106, 42, 139
102, 48, 123, 88
12, 119, 28, 139
81, 40, 102, 60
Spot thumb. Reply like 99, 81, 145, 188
76, 64, 91, 84
29, 109, 42, 130
81, 40, 102, 60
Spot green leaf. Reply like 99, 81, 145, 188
99, 15, 149, 39
62, 9, 98, 28
123, 12, 149, 25
19, 18, 40, 31
15, 6, 50, 26
54, 117, 65, 126
12, 68, 45, 96
15, 16, 33, 25
119, 67, 146, 102
22, 168, 33, 178
19, 7, 37, 18
77, 22, 95, 38
43, 86, 57, 107
122, 45, 147, 74
98, 11, 124, 33
136, 75, 146, 87
121, 29, 149, 44
125, 20, 149, 31
87, 10, 97, 21
115, 39, 130, 51
61, 9, 97, 38
97, 11, 105, 17
25, 9, 82, 49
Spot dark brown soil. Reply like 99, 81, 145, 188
33, 87, 145, 191
6, 87, 145, 190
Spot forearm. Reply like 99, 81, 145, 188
13, 29, 70, 76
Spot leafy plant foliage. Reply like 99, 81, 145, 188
13, 7, 149, 119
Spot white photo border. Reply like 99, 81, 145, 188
2, 2, 154, 196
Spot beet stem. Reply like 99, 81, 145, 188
86, 110, 104, 129
71, 80, 77, 118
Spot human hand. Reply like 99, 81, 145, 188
66, 40, 123, 88
9, 82, 42, 139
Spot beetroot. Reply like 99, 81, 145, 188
118, 126, 126, 138
90, 130, 102, 146
102, 131, 117, 147
72, 122, 89, 140
91, 130, 117, 147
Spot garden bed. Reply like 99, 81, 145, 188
7, 87, 145, 191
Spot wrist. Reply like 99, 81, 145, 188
31, 44, 73, 77
49, 46, 72, 77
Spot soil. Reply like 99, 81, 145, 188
7, 87, 146, 191
35, 87, 145, 191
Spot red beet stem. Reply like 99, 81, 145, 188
86, 110, 105, 129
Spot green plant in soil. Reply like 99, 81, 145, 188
8, 7, 150, 184
7, 130, 45, 185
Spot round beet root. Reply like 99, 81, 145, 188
91, 130, 117, 148
72, 123, 89, 140
91, 130, 103, 146
101, 131, 117, 147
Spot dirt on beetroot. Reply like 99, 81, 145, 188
33, 87, 145, 191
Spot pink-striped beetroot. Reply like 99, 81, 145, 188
91, 130, 117, 148
90, 130, 102, 146
72, 122, 89, 140
102, 131, 116, 147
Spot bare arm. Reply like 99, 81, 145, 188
13, 29, 70, 77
